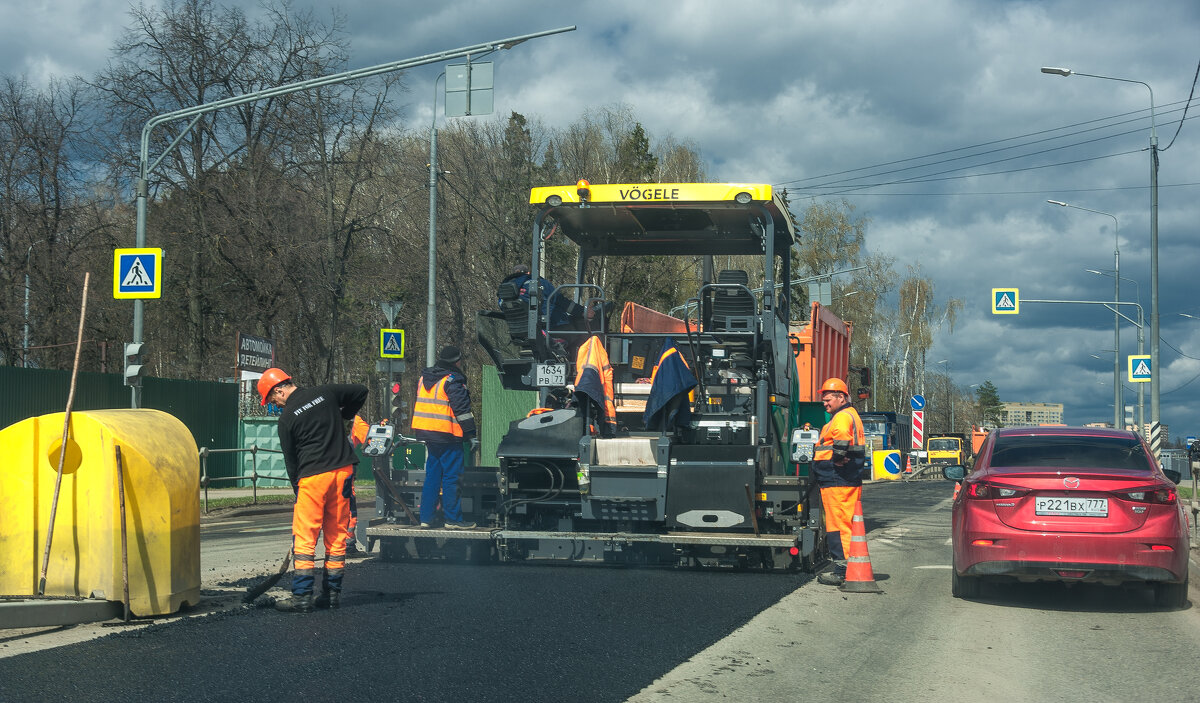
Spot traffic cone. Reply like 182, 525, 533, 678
904, 455, 913, 474
840, 499, 882, 593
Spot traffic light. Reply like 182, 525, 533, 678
124, 342, 148, 387
389, 381, 405, 420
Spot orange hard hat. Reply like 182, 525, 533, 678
820, 377, 849, 396
257, 367, 292, 406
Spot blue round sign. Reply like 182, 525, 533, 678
883, 451, 902, 475
910, 394, 926, 410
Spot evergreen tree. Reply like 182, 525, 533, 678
975, 381, 1004, 427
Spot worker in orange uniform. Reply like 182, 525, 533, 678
344, 414, 370, 556
412, 346, 478, 529
812, 377, 866, 586
258, 368, 367, 612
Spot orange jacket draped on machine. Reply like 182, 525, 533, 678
811, 404, 866, 561
574, 335, 616, 437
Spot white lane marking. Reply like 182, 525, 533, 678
240, 526, 293, 533
914, 564, 953, 569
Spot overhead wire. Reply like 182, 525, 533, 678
775, 99, 1190, 187
777, 100, 1197, 198
1160, 59, 1200, 152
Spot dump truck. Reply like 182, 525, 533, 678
925, 434, 968, 467
366, 182, 838, 571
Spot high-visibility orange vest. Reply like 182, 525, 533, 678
412, 376, 464, 437
814, 404, 865, 462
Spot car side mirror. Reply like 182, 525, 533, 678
1163, 468, 1182, 485
942, 464, 966, 481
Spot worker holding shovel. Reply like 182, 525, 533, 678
258, 368, 367, 613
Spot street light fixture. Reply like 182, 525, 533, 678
1041, 65, 1160, 449
1047, 199, 1121, 428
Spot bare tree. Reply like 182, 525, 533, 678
89, 0, 404, 382
0, 75, 117, 370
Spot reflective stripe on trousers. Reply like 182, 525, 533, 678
291, 465, 353, 595
819, 485, 861, 561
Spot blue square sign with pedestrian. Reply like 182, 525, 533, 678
113, 248, 162, 299
1128, 354, 1152, 383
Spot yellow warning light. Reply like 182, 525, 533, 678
576, 179, 591, 201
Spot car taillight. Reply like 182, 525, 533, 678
964, 481, 1030, 499
1120, 486, 1177, 504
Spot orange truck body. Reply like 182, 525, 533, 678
789, 301, 852, 402
971, 426, 989, 455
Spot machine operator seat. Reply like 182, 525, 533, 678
497, 280, 533, 348
710, 269, 755, 332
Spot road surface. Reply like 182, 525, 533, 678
2, 481, 1197, 702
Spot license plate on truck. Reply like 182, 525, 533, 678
1035, 496, 1108, 517
536, 364, 566, 387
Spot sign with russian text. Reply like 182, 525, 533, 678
235, 332, 275, 372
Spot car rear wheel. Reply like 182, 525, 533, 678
951, 566, 981, 599
1153, 573, 1189, 609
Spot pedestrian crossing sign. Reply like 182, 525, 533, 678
991, 288, 1019, 314
113, 248, 162, 299
1128, 354, 1152, 383
380, 328, 406, 359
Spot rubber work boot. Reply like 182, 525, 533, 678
314, 590, 341, 610
274, 593, 315, 613
817, 565, 846, 586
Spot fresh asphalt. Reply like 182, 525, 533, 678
1, 517, 809, 702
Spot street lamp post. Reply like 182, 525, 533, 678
22, 240, 45, 368
1089, 269, 1144, 432
1041, 66, 1159, 449
1047, 199, 1120, 428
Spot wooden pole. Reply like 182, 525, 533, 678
37, 272, 90, 596
116, 445, 131, 622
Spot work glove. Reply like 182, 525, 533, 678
469, 438, 480, 453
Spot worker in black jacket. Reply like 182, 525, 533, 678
257, 367, 367, 613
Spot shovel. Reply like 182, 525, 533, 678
243, 549, 292, 603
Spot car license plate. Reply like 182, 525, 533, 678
535, 363, 566, 387
1035, 496, 1108, 517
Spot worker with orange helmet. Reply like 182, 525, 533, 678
257, 367, 367, 612
812, 377, 866, 586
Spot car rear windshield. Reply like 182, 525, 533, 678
988, 434, 1152, 472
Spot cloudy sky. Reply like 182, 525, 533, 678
4, 0, 1198, 434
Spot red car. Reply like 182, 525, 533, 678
945, 426, 1189, 607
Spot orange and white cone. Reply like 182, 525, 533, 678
840, 499, 883, 593
904, 455, 913, 474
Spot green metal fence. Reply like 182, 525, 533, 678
0, 366, 239, 476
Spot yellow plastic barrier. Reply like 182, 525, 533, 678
0, 409, 200, 616
872, 449, 902, 481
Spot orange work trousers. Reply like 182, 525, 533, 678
291, 466, 353, 595
819, 485, 862, 561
